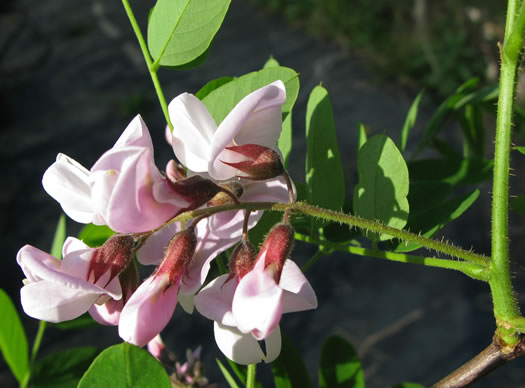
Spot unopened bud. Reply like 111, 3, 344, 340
226, 240, 257, 282
165, 159, 187, 182
155, 228, 197, 286
221, 144, 284, 180
88, 234, 139, 284
169, 175, 222, 211
207, 181, 244, 207
261, 223, 294, 283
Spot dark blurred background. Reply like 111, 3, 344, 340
2, 0, 525, 387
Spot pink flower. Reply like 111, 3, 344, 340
17, 237, 122, 322
42, 115, 190, 233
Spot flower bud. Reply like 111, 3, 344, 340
88, 234, 140, 284
260, 223, 294, 283
155, 228, 197, 286
207, 181, 244, 207
165, 159, 187, 182
226, 240, 257, 282
221, 144, 284, 180
169, 175, 222, 211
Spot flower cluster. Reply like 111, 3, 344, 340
16, 81, 317, 365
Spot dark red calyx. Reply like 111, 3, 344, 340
155, 228, 197, 286
261, 223, 294, 283
169, 175, 222, 211
222, 144, 284, 181
88, 234, 138, 285
225, 240, 257, 283
207, 181, 244, 207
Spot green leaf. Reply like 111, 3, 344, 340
510, 195, 525, 214
248, 210, 283, 248
392, 189, 479, 252
459, 104, 485, 158
0, 289, 28, 383
305, 85, 345, 211
202, 66, 300, 123
216, 359, 241, 388
77, 224, 115, 248
147, 0, 231, 67
318, 335, 364, 388
50, 214, 66, 259
29, 347, 100, 388
408, 157, 492, 186
514, 146, 525, 155
226, 359, 247, 385
196, 76, 234, 100
264, 55, 280, 68
78, 343, 171, 388
272, 335, 312, 388
353, 135, 409, 241
50, 313, 97, 330
389, 383, 424, 388
278, 112, 293, 168
399, 91, 423, 152
357, 123, 367, 151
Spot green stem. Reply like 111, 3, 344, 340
31, 321, 47, 363
296, 234, 490, 281
121, 0, 173, 130
489, 0, 524, 345
168, 201, 490, 266
504, 1, 525, 62
246, 364, 256, 388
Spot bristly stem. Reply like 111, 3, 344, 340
121, 0, 173, 130
489, 0, 523, 346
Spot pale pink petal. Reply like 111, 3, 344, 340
118, 275, 179, 347
62, 236, 90, 255
209, 81, 286, 180
90, 169, 118, 226
88, 298, 123, 325
20, 281, 101, 322
42, 153, 94, 224
177, 293, 194, 314
152, 178, 190, 207
113, 115, 154, 149
137, 223, 181, 265
147, 334, 166, 360
194, 274, 237, 327
213, 322, 265, 365
169, 93, 217, 172
165, 125, 173, 146
232, 257, 283, 339
279, 259, 318, 313
263, 325, 282, 363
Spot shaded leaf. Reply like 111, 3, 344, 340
514, 146, 525, 155
389, 383, 424, 388
399, 91, 423, 152
408, 157, 492, 186
30, 347, 100, 388
78, 224, 115, 248
353, 135, 409, 241
0, 289, 28, 383
216, 359, 240, 388
318, 336, 364, 388
226, 359, 247, 385
272, 335, 312, 388
50, 313, 97, 331
50, 214, 66, 259
147, 0, 231, 67
78, 343, 171, 388
248, 211, 283, 248
305, 85, 345, 211
510, 195, 525, 214
278, 112, 293, 168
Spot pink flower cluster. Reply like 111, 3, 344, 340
16, 81, 317, 365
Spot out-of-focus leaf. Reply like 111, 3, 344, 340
50, 313, 97, 330
226, 359, 247, 385
77, 224, 115, 248
399, 91, 423, 152
357, 122, 367, 151
78, 343, 171, 388
514, 146, 525, 155
50, 214, 66, 259
305, 85, 345, 211
353, 135, 409, 241
408, 158, 492, 186
389, 383, 425, 388
510, 195, 525, 214
272, 335, 312, 388
0, 289, 28, 383
216, 359, 240, 388
248, 211, 283, 248
29, 347, 100, 388
196, 77, 234, 100
147, 0, 231, 67
318, 335, 364, 388
459, 104, 485, 158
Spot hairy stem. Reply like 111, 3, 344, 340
121, 0, 173, 130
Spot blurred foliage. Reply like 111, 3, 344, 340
251, 0, 504, 97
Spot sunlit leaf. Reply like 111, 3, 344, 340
30, 347, 100, 388
305, 85, 345, 211
196, 77, 234, 100
216, 359, 241, 388
78, 224, 115, 248
78, 343, 171, 387
399, 91, 423, 152
264, 55, 280, 68
50, 214, 66, 259
0, 289, 28, 383
357, 122, 367, 151
272, 335, 312, 388
147, 0, 231, 67
353, 135, 409, 241
278, 112, 293, 168
318, 335, 364, 388
514, 146, 525, 155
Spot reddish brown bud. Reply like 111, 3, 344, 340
221, 144, 285, 180
261, 223, 294, 283
88, 234, 139, 285
169, 175, 222, 211
156, 228, 197, 286
207, 181, 244, 207
166, 159, 187, 182
226, 240, 257, 282
119, 259, 139, 303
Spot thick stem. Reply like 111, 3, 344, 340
121, 0, 173, 130
489, 0, 523, 345
246, 364, 256, 388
